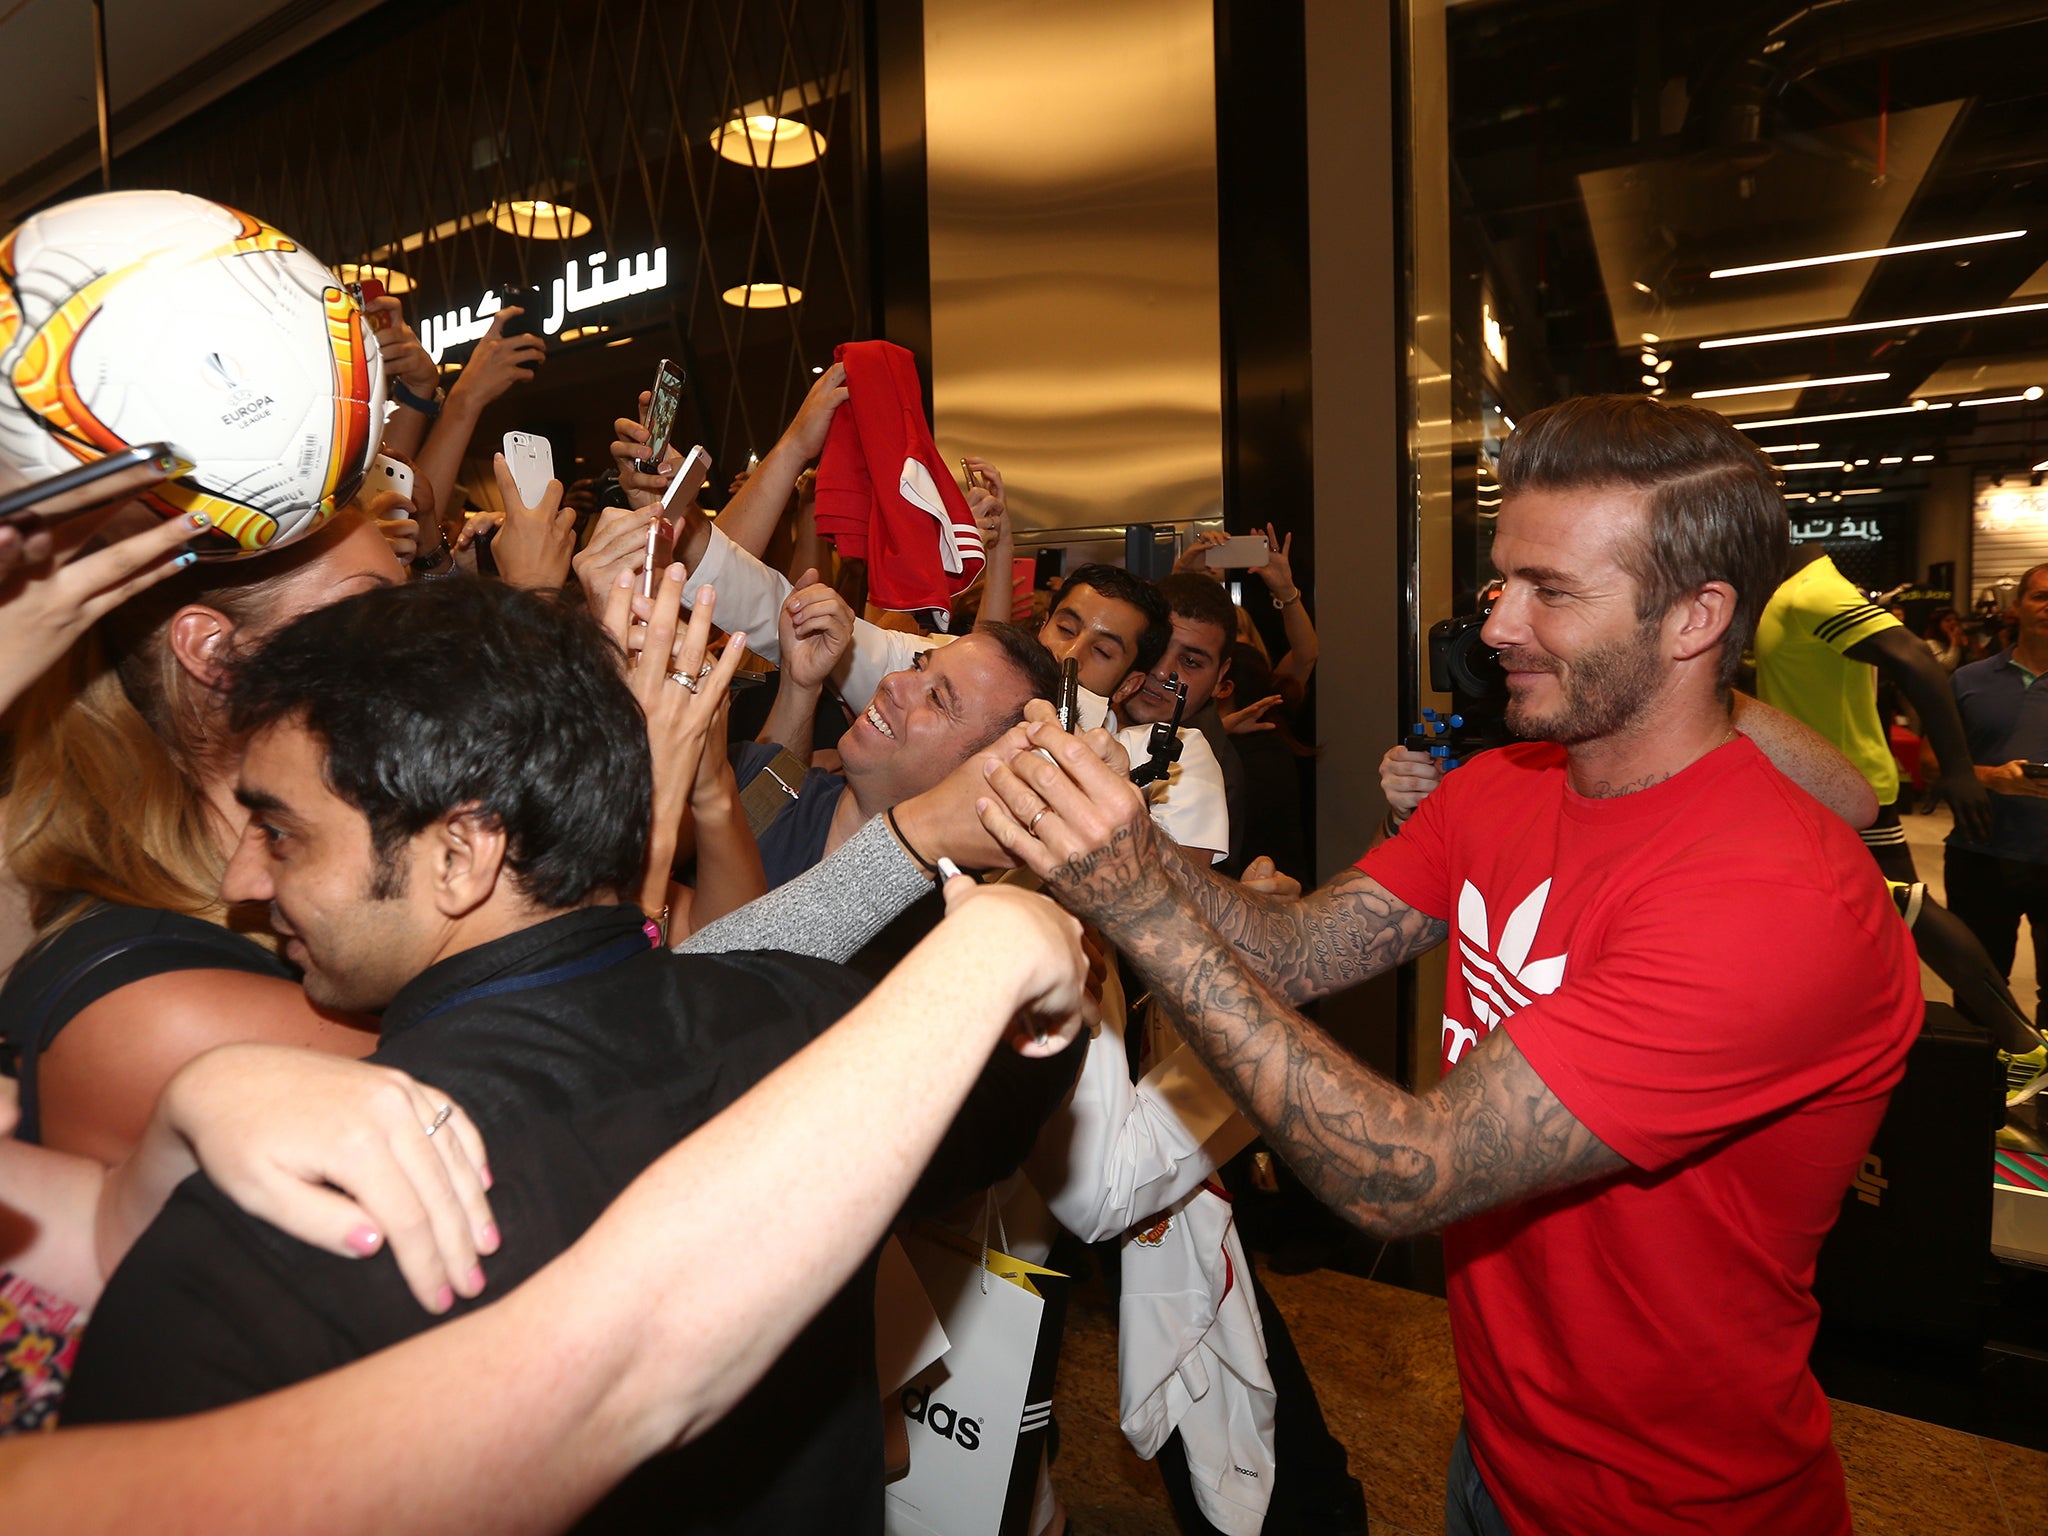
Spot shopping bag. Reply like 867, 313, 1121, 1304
884, 1223, 1069, 1536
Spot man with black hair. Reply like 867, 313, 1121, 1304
684, 524, 1230, 862
61, 578, 1080, 1536
1143, 573, 1246, 867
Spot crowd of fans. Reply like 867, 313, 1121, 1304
0, 241, 1967, 1536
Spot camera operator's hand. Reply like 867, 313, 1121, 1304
367, 297, 441, 402
489, 453, 575, 592
1380, 745, 1442, 821
1978, 760, 2048, 799
449, 311, 545, 415
778, 568, 853, 692
1173, 529, 1230, 578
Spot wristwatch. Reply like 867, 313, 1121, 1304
391, 378, 444, 418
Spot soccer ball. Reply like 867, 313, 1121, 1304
0, 190, 383, 559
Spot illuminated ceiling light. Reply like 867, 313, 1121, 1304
1840, 487, 1882, 496
1760, 442, 1820, 453
1779, 460, 1847, 471
604, 336, 634, 348
1655, 359, 1673, 374
334, 262, 414, 295
1854, 458, 1870, 466
490, 199, 592, 240
1880, 456, 1903, 464
1641, 332, 1660, 344
1501, 413, 1516, 431
1960, 391, 2039, 407
1709, 229, 2027, 280
1736, 402, 1930, 430
557, 324, 610, 343
1912, 454, 1935, 462
2035, 457, 2048, 472
1641, 374, 1660, 387
1692, 371, 1890, 401
1700, 300, 2048, 351
709, 114, 826, 169
721, 281, 802, 309
2031, 386, 2047, 401
1631, 280, 1654, 295
1639, 351, 1659, 367
811, 365, 825, 374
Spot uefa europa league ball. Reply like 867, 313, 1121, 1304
0, 190, 383, 559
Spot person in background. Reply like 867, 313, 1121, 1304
408, 308, 547, 539
1176, 522, 1318, 726
1925, 608, 1968, 674
1945, 563, 2048, 1029
1754, 544, 1991, 879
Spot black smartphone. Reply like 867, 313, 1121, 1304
2021, 763, 2048, 780
0, 442, 190, 527
636, 359, 686, 474
495, 282, 544, 340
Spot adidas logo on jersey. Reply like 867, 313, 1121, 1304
1442, 878, 1567, 1065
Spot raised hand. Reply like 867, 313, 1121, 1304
1253, 522, 1298, 602
0, 498, 208, 716
786, 362, 851, 460
360, 486, 423, 565
1379, 744, 1442, 821
1223, 693, 1285, 734
609, 393, 686, 510
488, 452, 576, 591
1173, 529, 1230, 579
449, 310, 545, 413
777, 568, 853, 691
366, 296, 441, 403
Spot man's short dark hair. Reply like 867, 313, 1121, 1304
1155, 572, 1238, 648
974, 620, 1062, 731
1059, 563, 1171, 676
2018, 564, 2048, 602
228, 580, 652, 908
1498, 395, 1789, 689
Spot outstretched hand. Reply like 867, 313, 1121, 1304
489, 452, 576, 591
935, 876, 1088, 1058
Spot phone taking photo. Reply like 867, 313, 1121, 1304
0, 442, 192, 527
369, 453, 414, 502
1204, 534, 1271, 569
502, 432, 555, 509
496, 282, 544, 340
637, 359, 686, 474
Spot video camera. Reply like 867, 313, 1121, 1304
1407, 601, 1513, 769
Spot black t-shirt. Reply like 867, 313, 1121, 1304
64, 904, 888, 1535
0, 904, 293, 1144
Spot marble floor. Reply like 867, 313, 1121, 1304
1046, 1263, 2048, 1536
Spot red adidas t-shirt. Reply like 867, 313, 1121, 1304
1362, 736, 1920, 1536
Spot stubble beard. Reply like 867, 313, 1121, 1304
1501, 623, 1665, 747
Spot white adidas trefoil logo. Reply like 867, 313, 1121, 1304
1443, 879, 1568, 1065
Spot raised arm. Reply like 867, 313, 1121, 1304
972, 718, 1624, 1240
712, 364, 848, 559
0, 880, 1086, 1536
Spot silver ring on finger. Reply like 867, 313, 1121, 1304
667, 669, 701, 694
425, 1104, 454, 1138
1028, 806, 1051, 836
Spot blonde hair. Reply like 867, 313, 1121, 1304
4, 509, 369, 939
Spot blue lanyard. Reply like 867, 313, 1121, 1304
412, 929, 652, 1027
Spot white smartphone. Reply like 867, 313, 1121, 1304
502, 431, 554, 508
660, 444, 713, 513
1204, 533, 1271, 569
369, 453, 414, 502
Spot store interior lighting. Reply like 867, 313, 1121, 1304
490, 200, 592, 240
1736, 402, 1932, 431
709, 114, 826, 169
334, 262, 413, 295
1760, 442, 1821, 454
721, 281, 803, 309
1691, 372, 1889, 401
1779, 460, 1847, 471
1708, 229, 2027, 280
1700, 300, 2048, 351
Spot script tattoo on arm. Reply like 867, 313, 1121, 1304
1154, 837, 1446, 1003
1053, 833, 1623, 1238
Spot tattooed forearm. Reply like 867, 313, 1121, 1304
1157, 839, 1446, 1003
1107, 877, 1622, 1239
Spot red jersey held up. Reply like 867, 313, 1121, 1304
1361, 736, 1920, 1536
812, 340, 985, 629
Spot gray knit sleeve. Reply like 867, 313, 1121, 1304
676, 814, 934, 962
